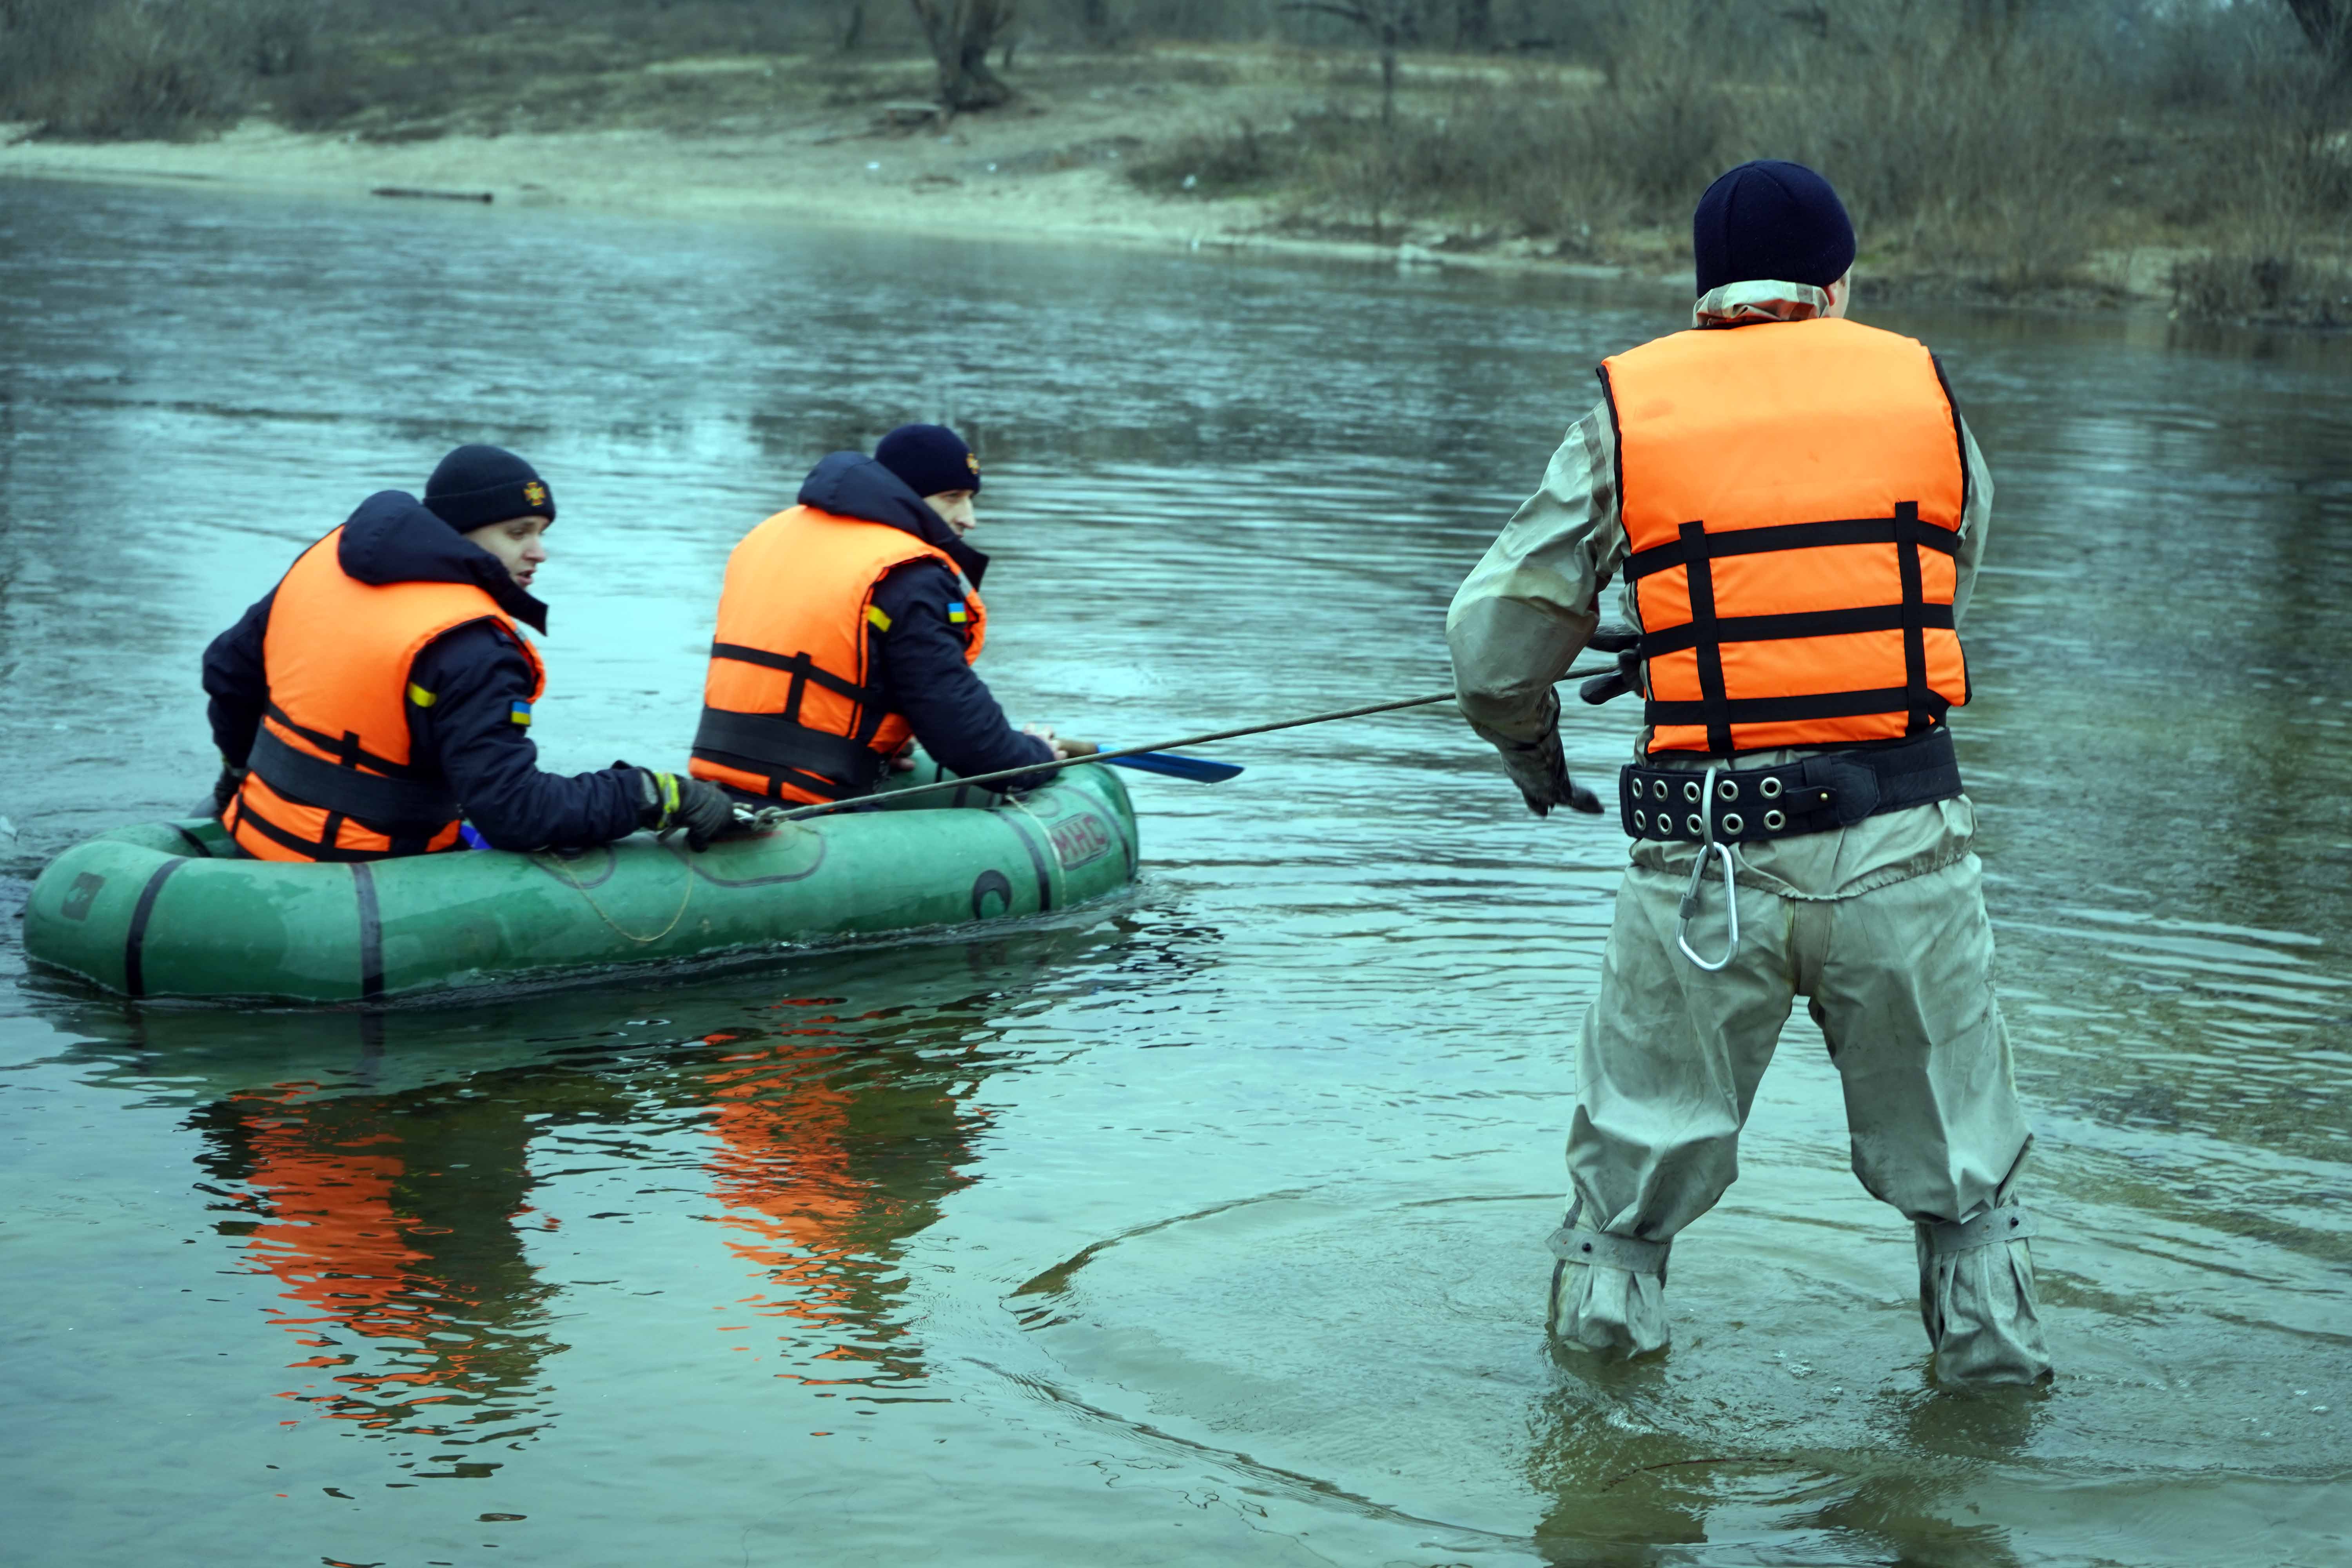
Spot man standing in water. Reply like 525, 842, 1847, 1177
691, 423, 1082, 806
1445, 161, 2049, 1385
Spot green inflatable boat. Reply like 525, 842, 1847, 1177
22, 762, 1137, 1004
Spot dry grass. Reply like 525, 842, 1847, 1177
2173, 252, 2352, 327
1131, 0, 2352, 320
0, 0, 272, 138
0, 0, 843, 140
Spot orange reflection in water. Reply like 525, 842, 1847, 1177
694, 1024, 991, 1387
198, 1083, 558, 1453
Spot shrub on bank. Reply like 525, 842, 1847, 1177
0, 0, 327, 139
1131, 1, 2352, 320
0, 0, 834, 141
2174, 252, 2352, 327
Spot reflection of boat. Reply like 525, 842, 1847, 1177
190, 1082, 571, 1450
21, 762, 1136, 1004
167, 936, 1054, 1463
692, 1030, 990, 1387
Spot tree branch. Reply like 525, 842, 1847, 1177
2284, 0, 2352, 65
1279, 0, 1377, 25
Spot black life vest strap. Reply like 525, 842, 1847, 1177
248, 728, 462, 828
1637, 501, 1948, 754
1893, 501, 1935, 735
1642, 686, 1953, 730
262, 703, 432, 781
1673, 519, 1735, 755
708, 644, 885, 715
1622, 511, 1958, 583
691, 707, 889, 802
1637, 602, 1956, 658
229, 791, 435, 863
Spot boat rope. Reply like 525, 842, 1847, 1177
772, 664, 1621, 822
542, 849, 697, 945
1005, 791, 1065, 875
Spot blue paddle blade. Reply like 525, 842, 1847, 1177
1102, 751, 1245, 784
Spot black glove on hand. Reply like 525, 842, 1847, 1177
1578, 625, 1644, 706
1496, 695, 1602, 817
193, 760, 247, 820
632, 766, 738, 852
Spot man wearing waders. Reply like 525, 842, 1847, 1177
1445, 160, 2048, 1385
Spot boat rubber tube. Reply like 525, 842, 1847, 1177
24, 762, 1136, 1004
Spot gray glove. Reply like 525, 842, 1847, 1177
1495, 695, 1602, 817
630, 766, 739, 852
1578, 625, 1644, 706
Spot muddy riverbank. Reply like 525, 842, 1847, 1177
0, 42, 2237, 314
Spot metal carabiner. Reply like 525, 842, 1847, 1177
1675, 765, 1740, 972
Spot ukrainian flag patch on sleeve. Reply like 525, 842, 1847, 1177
947, 601, 969, 625
510, 700, 534, 726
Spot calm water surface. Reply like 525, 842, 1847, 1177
3, 177, 2349, 1566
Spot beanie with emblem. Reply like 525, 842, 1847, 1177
423, 445, 556, 531
1690, 160, 1855, 299
875, 424, 981, 499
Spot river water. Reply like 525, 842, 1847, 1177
2, 176, 2348, 1567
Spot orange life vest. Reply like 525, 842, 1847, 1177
691, 506, 987, 804
226, 528, 547, 862
1602, 316, 1970, 757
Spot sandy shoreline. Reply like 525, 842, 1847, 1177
0, 112, 1681, 291
2, 118, 1241, 237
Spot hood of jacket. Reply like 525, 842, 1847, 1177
335, 490, 550, 633
1693, 278, 1836, 328
797, 451, 989, 587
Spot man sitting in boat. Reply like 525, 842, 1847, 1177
690, 424, 1085, 807
201, 445, 735, 861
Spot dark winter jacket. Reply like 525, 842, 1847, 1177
203, 492, 642, 852
797, 453, 1056, 790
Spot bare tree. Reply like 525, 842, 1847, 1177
2283, 0, 2352, 76
908, 0, 1017, 109
1960, 0, 2027, 32
1454, 0, 1490, 51
1284, 0, 1420, 129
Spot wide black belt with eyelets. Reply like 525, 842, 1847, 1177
1619, 728, 1962, 845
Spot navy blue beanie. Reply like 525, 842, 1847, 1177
423, 445, 555, 530
875, 424, 981, 499
1691, 160, 1855, 298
